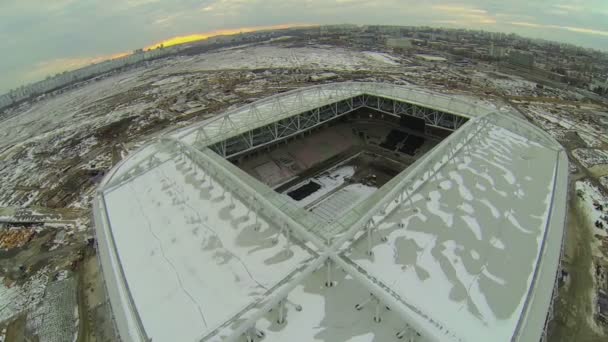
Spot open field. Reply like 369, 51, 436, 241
0, 35, 606, 341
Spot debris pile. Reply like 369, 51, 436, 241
0, 228, 35, 250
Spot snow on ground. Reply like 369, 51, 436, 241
26, 276, 79, 342
472, 71, 536, 96
250, 267, 418, 342
573, 180, 608, 335
103, 152, 312, 341
578, 131, 606, 148
526, 107, 576, 130
285, 165, 356, 208
415, 54, 447, 62
151, 75, 185, 86
601, 176, 608, 190
488, 77, 536, 93
572, 148, 608, 168
153, 45, 402, 75
575, 180, 608, 237
0, 270, 48, 323
345, 123, 558, 341
0, 67, 150, 152
0, 66, 168, 206
525, 105, 607, 150
362, 51, 400, 66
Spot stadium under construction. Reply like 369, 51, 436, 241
92, 82, 568, 342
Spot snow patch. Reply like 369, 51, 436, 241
426, 191, 453, 227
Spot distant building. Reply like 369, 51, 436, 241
0, 47, 170, 110
386, 38, 413, 50
451, 47, 470, 57
0, 94, 12, 109
509, 50, 534, 68
589, 77, 608, 94
320, 24, 358, 35
490, 43, 508, 59
376, 26, 402, 35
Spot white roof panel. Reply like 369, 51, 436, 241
94, 83, 567, 342
102, 154, 313, 340
345, 122, 561, 341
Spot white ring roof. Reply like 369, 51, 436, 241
93, 82, 567, 342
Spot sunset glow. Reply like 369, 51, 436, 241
24, 24, 316, 85
144, 24, 315, 50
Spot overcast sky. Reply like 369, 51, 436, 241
1, 0, 607, 94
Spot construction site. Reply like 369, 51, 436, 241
88, 82, 567, 342
232, 108, 447, 217
0, 29, 606, 342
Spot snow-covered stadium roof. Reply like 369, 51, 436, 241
93, 82, 568, 342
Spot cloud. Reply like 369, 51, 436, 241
2, 0, 608, 93
432, 4, 496, 25
1, 0, 79, 13
336, 0, 368, 4
546, 9, 568, 16
433, 20, 463, 26
122, 0, 162, 10
509, 21, 608, 37
154, 14, 179, 26
432, 5, 488, 15
554, 4, 584, 12
200, 0, 252, 15
562, 26, 608, 37
144, 23, 312, 50
546, 3, 585, 16
21, 51, 131, 85
509, 21, 544, 29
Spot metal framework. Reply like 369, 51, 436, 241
175, 82, 492, 154
207, 94, 469, 159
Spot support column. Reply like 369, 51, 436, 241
396, 327, 414, 341
325, 259, 333, 287
448, 143, 458, 168
277, 300, 286, 324
355, 294, 374, 311
285, 228, 291, 252
367, 222, 374, 256
464, 140, 472, 157
431, 159, 440, 182
407, 186, 415, 210
254, 200, 260, 231
274, 223, 285, 245
244, 326, 264, 341
246, 196, 252, 217
284, 298, 302, 312
373, 297, 382, 323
